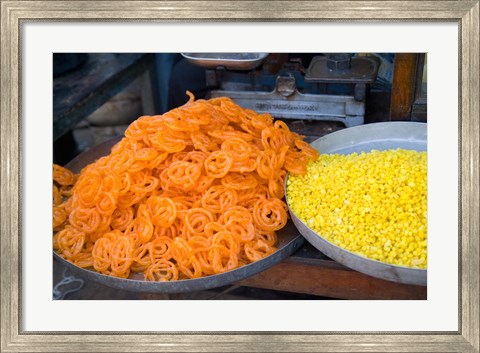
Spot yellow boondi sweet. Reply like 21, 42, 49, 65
286, 149, 427, 269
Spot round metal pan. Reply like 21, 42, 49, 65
286, 122, 427, 286
54, 137, 304, 293
181, 53, 269, 70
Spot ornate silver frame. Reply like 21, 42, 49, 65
1, 1, 478, 352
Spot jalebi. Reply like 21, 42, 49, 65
53, 92, 318, 281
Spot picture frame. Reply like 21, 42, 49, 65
1, 1, 478, 352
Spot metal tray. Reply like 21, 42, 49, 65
54, 137, 304, 293
181, 53, 268, 70
286, 122, 427, 286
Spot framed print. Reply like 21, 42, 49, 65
1, 1, 479, 352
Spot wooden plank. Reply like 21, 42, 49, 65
53, 53, 154, 140
411, 53, 427, 122
389, 53, 418, 121
237, 260, 427, 300
411, 100, 428, 122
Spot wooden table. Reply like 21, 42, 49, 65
53, 242, 426, 300
237, 243, 426, 300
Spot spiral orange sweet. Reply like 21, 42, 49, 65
52, 93, 318, 281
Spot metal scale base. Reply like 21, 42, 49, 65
184, 53, 379, 128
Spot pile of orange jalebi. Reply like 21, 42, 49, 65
53, 93, 319, 281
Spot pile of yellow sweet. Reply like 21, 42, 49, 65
287, 149, 427, 269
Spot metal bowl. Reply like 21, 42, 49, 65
181, 53, 269, 70
54, 137, 304, 293
286, 122, 427, 286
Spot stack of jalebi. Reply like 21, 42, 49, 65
53, 92, 319, 281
